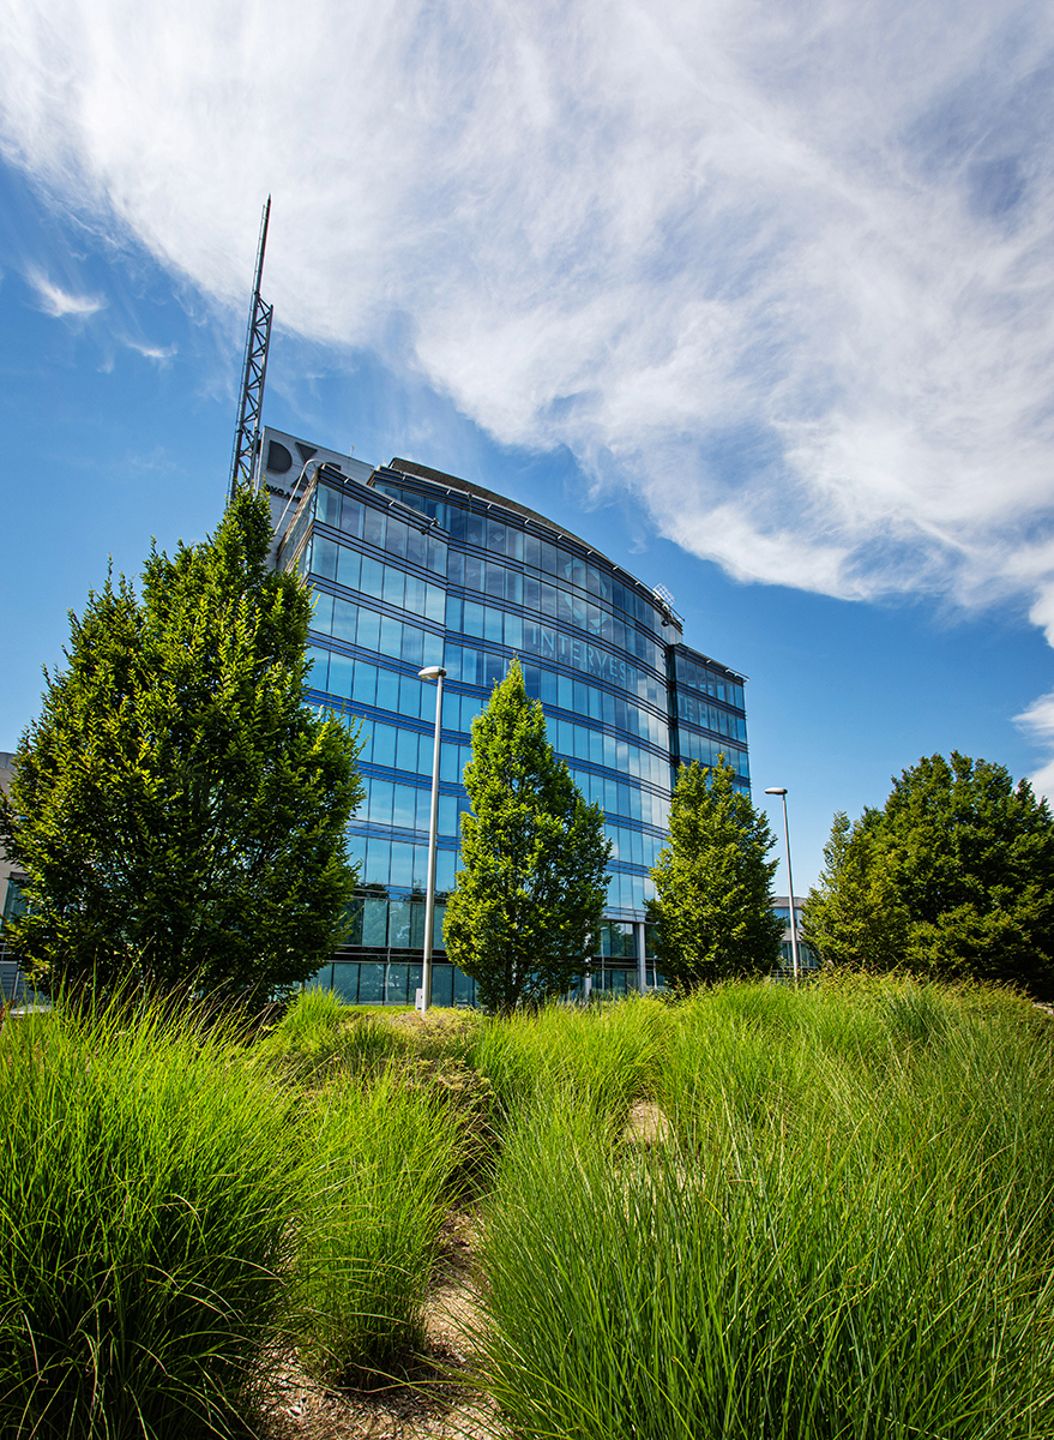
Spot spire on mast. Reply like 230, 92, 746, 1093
228, 197, 274, 502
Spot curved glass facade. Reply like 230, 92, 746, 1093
265, 430, 750, 1003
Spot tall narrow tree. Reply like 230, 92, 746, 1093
443, 659, 610, 1012
647, 758, 783, 990
0, 487, 363, 1001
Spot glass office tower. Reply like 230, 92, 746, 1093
263, 428, 750, 1004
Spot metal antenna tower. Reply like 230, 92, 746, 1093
228, 196, 274, 502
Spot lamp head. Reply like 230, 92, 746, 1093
418, 665, 447, 681
764, 786, 788, 796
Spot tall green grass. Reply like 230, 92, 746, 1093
256, 986, 407, 1084
470, 995, 667, 1128
476, 979, 1054, 1439
290, 1070, 463, 1384
0, 995, 301, 1440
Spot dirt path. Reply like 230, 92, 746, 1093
258, 1213, 499, 1440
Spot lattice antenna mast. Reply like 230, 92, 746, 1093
228, 197, 274, 502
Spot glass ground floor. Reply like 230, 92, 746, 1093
306, 957, 663, 1007
305, 910, 660, 1007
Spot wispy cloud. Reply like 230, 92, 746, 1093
25, 265, 105, 318
1015, 691, 1054, 800
2, 0, 1054, 769
122, 336, 177, 363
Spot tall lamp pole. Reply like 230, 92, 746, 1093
764, 786, 800, 983
418, 665, 447, 1011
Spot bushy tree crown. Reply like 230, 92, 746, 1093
802, 751, 1054, 996
0, 487, 362, 1001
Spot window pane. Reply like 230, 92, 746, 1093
357, 607, 381, 651
401, 624, 425, 667
404, 526, 425, 568
360, 556, 384, 598
352, 662, 377, 706
375, 667, 399, 711
328, 653, 354, 701
439, 793, 458, 837
311, 592, 334, 634
307, 646, 328, 690
396, 726, 421, 772
425, 584, 445, 624
358, 963, 385, 1003
312, 535, 338, 580
317, 484, 341, 527
372, 723, 396, 767
365, 837, 390, 885
336, 545, 361, 591
332, 597, 357, 643
363, 507, 386, 548
388, 899, 412, 947
392, 783, 416, 829
383, 565, 404, 606
370, 778, 393, 825
432, 965, 455, 1007
390, 842, 414, 887
387, 518, 408, 560
379, 615, 401, 658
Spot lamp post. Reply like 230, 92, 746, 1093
764, 786, 800, 983
417, 665, 447, 1011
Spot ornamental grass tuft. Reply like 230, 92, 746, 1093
0, 992, 301, 1440
476, 979, 1054, 1440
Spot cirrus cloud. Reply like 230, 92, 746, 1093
1, 0, 1054, 781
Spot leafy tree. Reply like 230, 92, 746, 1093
443, 659, 610, 1012
0, 488, 362, 1001
799, 810, 910, 973
802, 752, 1054, 996
647, 758, 783, 990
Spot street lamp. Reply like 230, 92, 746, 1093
764, 786, 800, 983
417, 665, 447, 1011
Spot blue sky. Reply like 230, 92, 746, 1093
1, 0, 1053, 891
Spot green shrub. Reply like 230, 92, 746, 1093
0, 995, 300, 1439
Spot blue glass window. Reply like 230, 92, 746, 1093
373, 723, 396, 767
352, 663, 377, 706
328, 653, 353, 700
375, 668, 399, 711
313, 535, 338, 580
333, 597, 357, 643
390, 842, 414, 887
395, 726, 421, 773
357, 608, 381, 651
364, 507, 386, 548
307, 647, 328, 690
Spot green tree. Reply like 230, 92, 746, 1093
800, 809, 910, 973
443, 659, 610, 1012
801, 752, 1054, 996
0, 487, 362, 1001
647, 758, 783, 990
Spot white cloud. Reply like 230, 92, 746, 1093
2, 0, 1054, 757
1015, 691, 1054, 800
25, 265, 104, 318
122, 336, 177, 363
